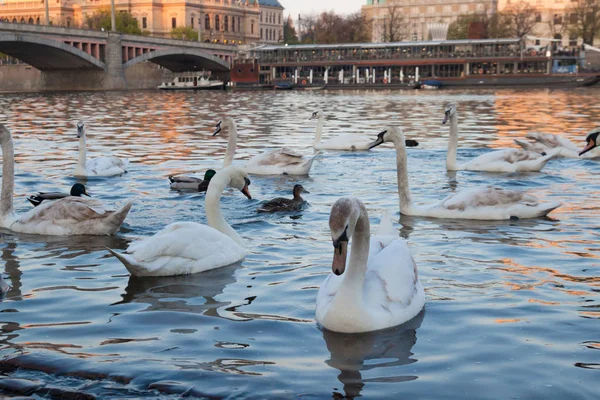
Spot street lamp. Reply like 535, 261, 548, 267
45, 0, 49, 25
110, 0, 116, 32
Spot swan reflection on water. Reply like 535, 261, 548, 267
321, 310, 424, 399
113, 262, 241, 318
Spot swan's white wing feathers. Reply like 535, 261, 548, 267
365, 237, 418, 305
440, 186, 538, 211
119, 222, 245, 276
87, 156, 128, 176
461, 149, 553, 172
245, 148, 318, 175
18, 197, 112, 224
318, 134, 371, 151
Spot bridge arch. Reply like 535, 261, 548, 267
123, 48, 230, 72
0, 33, 106, 70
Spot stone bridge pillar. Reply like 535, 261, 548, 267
103, 33, 126, 90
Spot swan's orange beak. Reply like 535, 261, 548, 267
579, 138, 596, 156
241, 184, 252, 199
332, 228, 348, 276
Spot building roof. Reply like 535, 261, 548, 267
255, 0, 284, 8
254, 38, 521, 51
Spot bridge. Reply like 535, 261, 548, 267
0, 22, 237, 90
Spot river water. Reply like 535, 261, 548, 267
0, 88, 598, 399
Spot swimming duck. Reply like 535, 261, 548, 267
443, 103, 555, 172
514, 127, 600, 158
369, 126, 561, 220
169, 169, 217, 192
28, 183, 90, 207
74, 121, 129, 177
0, 123, 132, 235
107, 166, 252, 277
257, 184, 309, 212
316, 198, 425, 333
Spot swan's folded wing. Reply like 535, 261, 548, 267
278, 147, 304, 158
18, 197, 112, 224
366, 238, 418, 305
88, 156, 128, 174
526, 132, 579, 151
124, 222, 245, 273
441, 186, 539, 211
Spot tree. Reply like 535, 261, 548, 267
171, 26, 198, 41
314, 11, 345, 43
85, 8, 141, 34
547, 12, 567, 39
503, 0, 538, 38
283, 15, 298, 44
447, 13, 481, 39
344, 12, 372, 43
447, 11, 512, 39
298, 14, 317, 43
381, 5, 408, 42
567, 0, 600, 44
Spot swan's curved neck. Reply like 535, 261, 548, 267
222, 123, 238, 168
205, 177, 244, 247
391, 133, 412, 212
0, 133, 14, 216
313, 116, 324, 147
446, 113, 458, 170
347, 205, 370, 288
77, 134, 87, 170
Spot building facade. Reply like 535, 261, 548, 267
0, 0, 283, 45
258, 0, 283, 43
362, 0, 498, 42
498, 0, 584, 47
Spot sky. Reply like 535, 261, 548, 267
278, 0, 365, 26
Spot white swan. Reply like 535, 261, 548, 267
107, 166, 252, 277
443, 104, 555, 172
169, 118, 238, 190
316, 198, 425, 333
75, 121, 129, 177
368, 126, 561, 220
514, 127, 600, 158
310, 109, 419, 151
202, 117, 318, 175
0, 124, 132, 235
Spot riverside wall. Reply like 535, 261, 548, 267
0, 62, 173, 92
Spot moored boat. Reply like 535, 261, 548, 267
230, 38, 600, 89
159, 73, 224, 90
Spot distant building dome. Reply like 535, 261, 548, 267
427, 22, 449, 41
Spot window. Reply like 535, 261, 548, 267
36, 17, 40, 24
251, 20, 254, 34
224, 15, 228, 31
279, 14, 281, 24
28, 17, 33, 24
191, 17, 194, 29
205, 14, 210, 30
172, 17, 176, 28
142, 17, 147, 29
535, 13, 541, 23
553, 14, 562, 25
215, 15, 220, 31
260, 12, 262, 22
569, 13, 577, 24
232, 16, 235, 32
66, 17, 71, 27
260, 28, 263, 39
